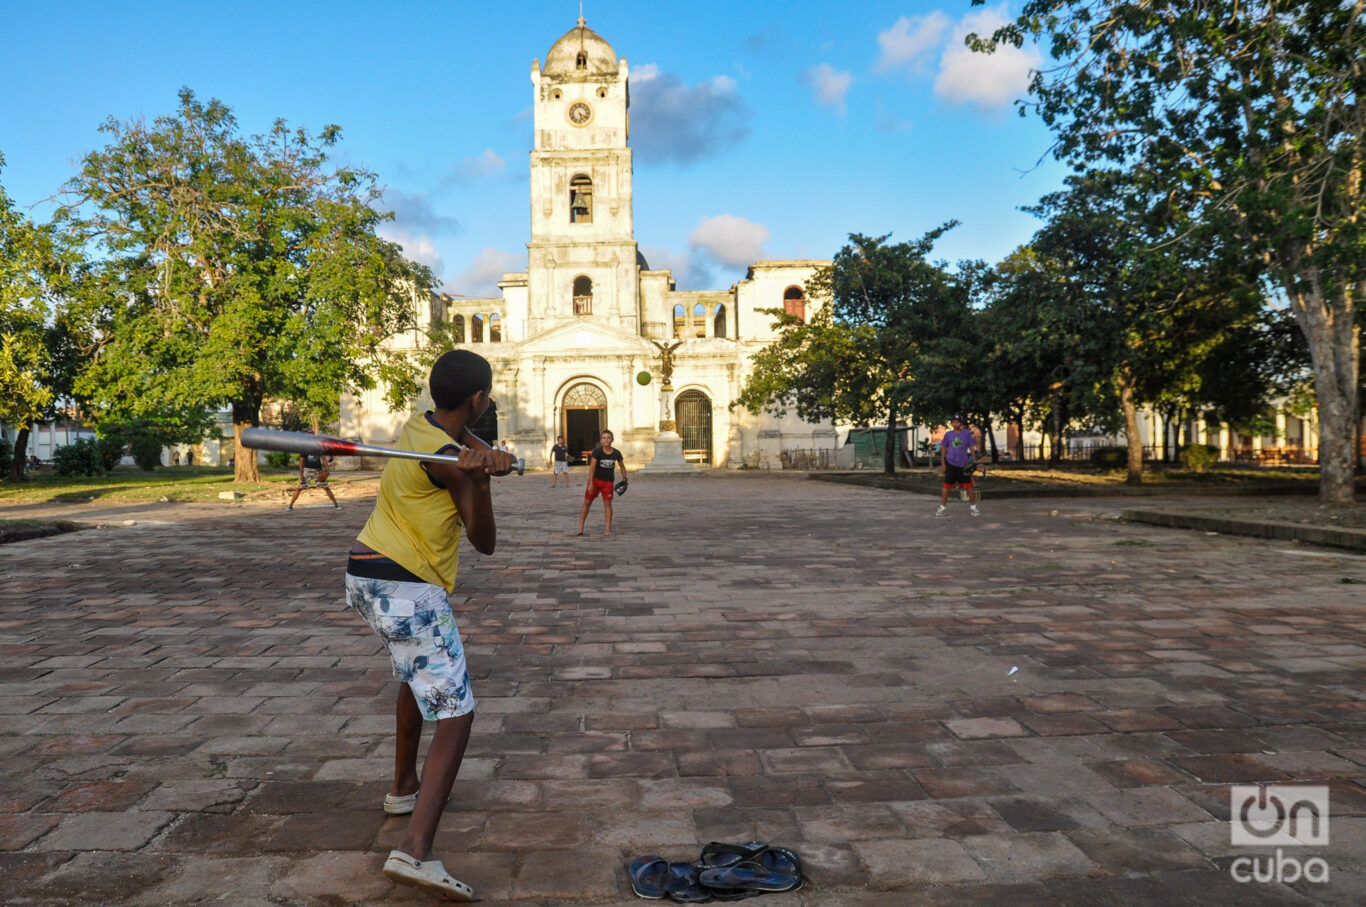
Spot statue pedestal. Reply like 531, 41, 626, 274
639, 430, 698, 474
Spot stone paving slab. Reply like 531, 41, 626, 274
2, 475, 1364, 904
1122, 507, 1366, 553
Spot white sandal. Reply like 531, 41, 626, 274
383, 851, 475, 901
382, 789, 419, 815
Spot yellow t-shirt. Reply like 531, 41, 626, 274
357, 413, 464, 589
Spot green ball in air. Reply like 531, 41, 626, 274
636, 371, 652, 386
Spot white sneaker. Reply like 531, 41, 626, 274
970, 505, 981, 517
935, 506, 947, 518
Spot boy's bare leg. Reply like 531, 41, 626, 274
322, 485, 338, 506
939, 485, 951, 507
603, 498, 613, 535
287, 486, 303, 509
392, 684, 422, 798
577, 499, 591, 534
397, 711, 475, 860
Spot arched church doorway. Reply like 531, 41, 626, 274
676, 390, 712, 464
469, 399, 498, 445
561, 382, 607, 464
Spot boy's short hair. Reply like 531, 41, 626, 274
430, 350, 492, 410
601, 429, 614, 440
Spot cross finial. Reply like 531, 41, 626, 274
577, 0, 584, 27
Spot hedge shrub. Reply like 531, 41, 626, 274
1089, 446, 1127, 469
53, 438, 105, 477
1180, 443, 1220, 473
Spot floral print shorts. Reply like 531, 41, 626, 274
344, 573, 475, 721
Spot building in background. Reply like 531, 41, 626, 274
342, 18, 837, 469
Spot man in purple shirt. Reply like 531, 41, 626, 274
937, 415, 981, 518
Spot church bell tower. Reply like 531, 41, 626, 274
528, 18, 639, 335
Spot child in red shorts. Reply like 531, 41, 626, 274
576, 429, 626, 536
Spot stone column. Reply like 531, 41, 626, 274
639, 379, 695, 473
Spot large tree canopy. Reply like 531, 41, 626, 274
737, 228, 973, 474
979, 0, 1365, 501
57, 89, 434, 482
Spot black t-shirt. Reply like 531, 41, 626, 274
551, 444, 568, 462
302, 452, 323, 470
590, 446, 623, 483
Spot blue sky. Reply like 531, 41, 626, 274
0, 0, 1068, 294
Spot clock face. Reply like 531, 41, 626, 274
567, 102, 593, 126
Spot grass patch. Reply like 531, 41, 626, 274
0, 518, 84, 544
0, 466, 329, 504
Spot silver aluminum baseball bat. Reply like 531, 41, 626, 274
239, 428, 526, 476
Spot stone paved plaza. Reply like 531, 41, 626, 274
2, 474, 1365, 905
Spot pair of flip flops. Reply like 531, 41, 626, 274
629, 842, 803, 902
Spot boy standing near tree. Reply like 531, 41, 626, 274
287, 433, 339, 510
344, 349, 513, 901
937, 414, 981, 518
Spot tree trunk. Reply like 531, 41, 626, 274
9, 426, 31, 483
1048, 383, 1064, 467
983, 413, 999, 463
1014, 415, 1025, 462
884, 408, 897, 476
233, 401, 261, 484
1117, 370, 1144, 486
1286, 281, 1358, 503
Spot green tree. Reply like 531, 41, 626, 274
56, 89, 434, 483
737, 228, 972, 475
0, 152, 77, 482
977, 0, 1364, 501
979, 246, 1084, 464
991, 170, 1276, 483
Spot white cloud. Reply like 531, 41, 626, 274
442, 148, 507, 185
630, 64, 751, 165
640, 245, 713, 291
934, 6, 1040, 111
804, 63, 855, 115
379, 188, 461, 235
876, 103, 912, 132
379, 226, 446, 281
449, 247, 525, 298
687, 214, 769, 269
875, 13, 951, 73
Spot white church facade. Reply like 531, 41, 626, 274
341, 18, 838, 468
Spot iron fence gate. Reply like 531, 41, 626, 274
675, 391, 712, 464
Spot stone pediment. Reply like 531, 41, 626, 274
517, 319, 651, 357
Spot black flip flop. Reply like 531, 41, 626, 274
629, 855, 669, 900
698, 860, 802, 894
692, 841, 768, 871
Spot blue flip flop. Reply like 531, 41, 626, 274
663, 862, 711, 902
629, 855, 669, 900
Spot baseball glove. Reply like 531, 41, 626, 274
963, 462, 977, 476
614, 478, 629, 496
